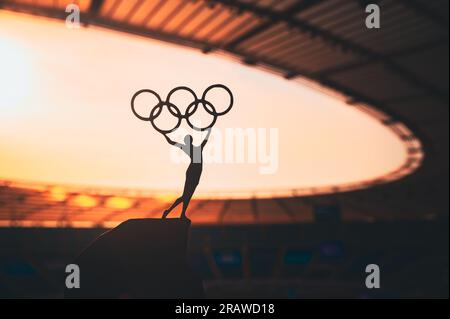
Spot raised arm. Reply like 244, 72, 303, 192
164, 134, 184, 149
201, 128, 212, 149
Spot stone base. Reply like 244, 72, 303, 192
64, 218, 204, 299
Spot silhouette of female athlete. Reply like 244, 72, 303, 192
162, 128, 212, 219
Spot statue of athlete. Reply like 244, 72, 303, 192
162, 128, 212, 219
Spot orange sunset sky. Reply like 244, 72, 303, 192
0, 11, 409, 197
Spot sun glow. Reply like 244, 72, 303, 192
0, 35, 36, 118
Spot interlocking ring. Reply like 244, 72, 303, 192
131, 89, 161, 121
150, 101, 182, 134
202, 84, 233, 116
166, 86, 198, 108
131, 84, 233, 133
185, 99, 218, 131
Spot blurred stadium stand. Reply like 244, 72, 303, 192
0, 220, 447, 298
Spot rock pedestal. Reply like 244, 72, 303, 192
64, 218, 204, 298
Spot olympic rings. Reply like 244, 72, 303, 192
131, 84, 233, 133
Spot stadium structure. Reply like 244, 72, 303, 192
0, 0, 448, 298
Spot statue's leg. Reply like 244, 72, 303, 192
180, 185, 197, 219
180, 168, 200, 219
180, 195, 192, 220
162, 197, 182, 218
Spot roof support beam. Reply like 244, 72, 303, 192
212, 0, 449, 103
85, 0, 104, 25
89, 0, 104, 16
274, 198, 296, 221
223, 0, 325, 49
313, 38, 448, 78
398, 0, 449, 29
251, 198, 259, 223
218, 200, 231, 223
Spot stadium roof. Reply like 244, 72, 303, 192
0, 0, 448, 226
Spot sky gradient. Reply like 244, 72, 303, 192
0, 11, 408, 197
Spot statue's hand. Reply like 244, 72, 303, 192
201, 127, 212, 148
163, 133, 175, 145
